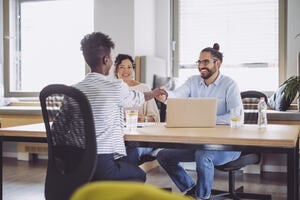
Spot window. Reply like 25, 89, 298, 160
4, 0, 93, 97
173, 0, 285, 92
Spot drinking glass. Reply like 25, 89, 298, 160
125, 109, 138, 133
230, 107, 243, 128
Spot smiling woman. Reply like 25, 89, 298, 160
3, 0, 93, 97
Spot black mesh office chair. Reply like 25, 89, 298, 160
39, 84, 97, 200
211, 91, 271, 200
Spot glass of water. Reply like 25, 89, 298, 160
230, 107, 244, 128
125, 109, 138, 133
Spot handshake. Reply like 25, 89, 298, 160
144, 87, 168, 103
154, 87, 168, 103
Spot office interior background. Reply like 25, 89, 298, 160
0, 0, 300, 166
0, 3, 299, 199
0, 0, 300, 99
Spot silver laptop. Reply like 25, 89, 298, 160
166, 98, 217, 128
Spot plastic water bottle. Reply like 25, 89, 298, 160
257, 97, 267, 128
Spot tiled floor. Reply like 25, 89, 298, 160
2, 157, 295, 200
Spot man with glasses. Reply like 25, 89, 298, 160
156, 43, 243, 200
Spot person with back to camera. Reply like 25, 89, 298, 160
156, 43, 243, 199
74, 32, 167, 182
114, 54, 160, 165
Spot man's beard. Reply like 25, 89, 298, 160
199, 66, 216, 80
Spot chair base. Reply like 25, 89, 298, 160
211, 186, 272, 200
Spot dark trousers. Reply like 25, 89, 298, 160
92, 153, 146, 182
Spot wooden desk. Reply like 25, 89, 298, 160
0, 123, 299, 200
0, 106, 45, 158
127, 124, 300, 200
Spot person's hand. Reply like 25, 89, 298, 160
138, 113, 145, 122
153, 87, 168, 102
144, 87, 168, 102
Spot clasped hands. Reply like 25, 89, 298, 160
152, 87, 168, 103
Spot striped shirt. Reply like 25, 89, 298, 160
74, 73, 144, 158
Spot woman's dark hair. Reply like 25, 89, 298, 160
114, 54, 135, 69
201, 43, 223, 62
80, 32, 115, 68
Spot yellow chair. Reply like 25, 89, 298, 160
70, 181, 192, 200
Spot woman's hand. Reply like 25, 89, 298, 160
138, 113, 145, 122
138, 114, 155, 122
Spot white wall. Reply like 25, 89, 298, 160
93, 0, 158, 57
93, 0, 170, 77
134, 0, 155, 56
94, 0, 135, 56
93, 0, 170, 69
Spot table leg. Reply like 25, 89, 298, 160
287, 143, 299, 200
0, 137, 2, 200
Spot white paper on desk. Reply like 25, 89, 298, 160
137, 122, 157, 127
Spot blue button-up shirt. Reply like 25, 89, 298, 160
169, 74, 243, 124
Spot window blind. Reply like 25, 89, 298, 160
177, 0, 279, 91
178, 0, 278, 66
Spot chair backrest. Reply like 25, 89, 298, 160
241, 90, 268, 124
152, 74, 175, 122
39, 84, 97, 200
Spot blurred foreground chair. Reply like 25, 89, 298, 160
39, 84, 97, 200
70, 181, 190, 200
211, 91, 271, 200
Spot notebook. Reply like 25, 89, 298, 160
165, 98, 217, 128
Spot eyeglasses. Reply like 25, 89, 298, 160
196, 59, 218, 66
